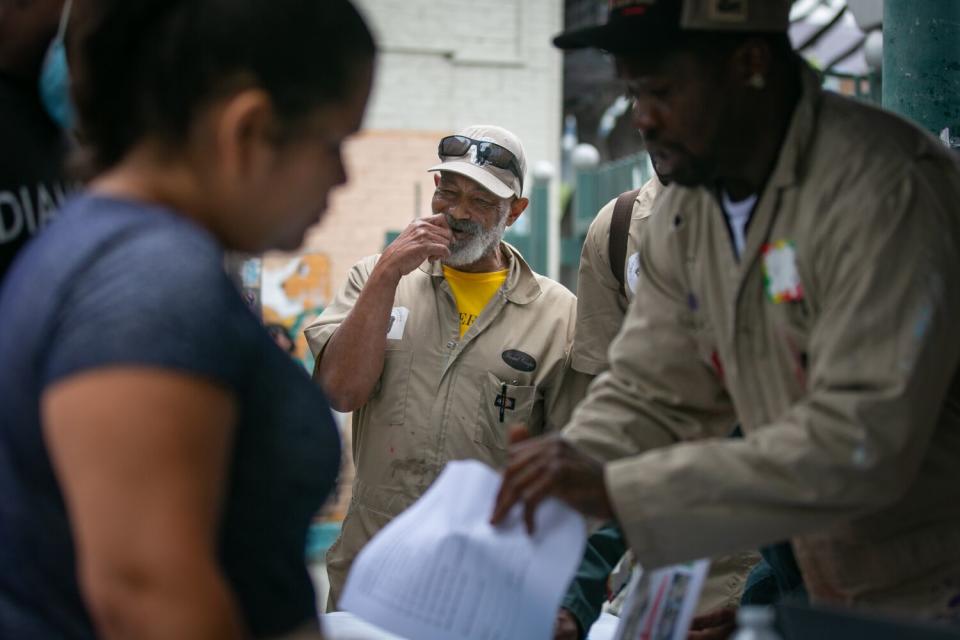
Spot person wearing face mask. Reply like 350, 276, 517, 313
305, 125, 592, 609
0, 0, 78, 282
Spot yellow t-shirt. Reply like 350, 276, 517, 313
442, 265, 508, 337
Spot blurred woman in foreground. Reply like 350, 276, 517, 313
0, 1, 375, 637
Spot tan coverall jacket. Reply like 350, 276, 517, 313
306, 244, 590, 606
573, 176, 661, 375
574, 177, 758, 615
564, 64, 960, 618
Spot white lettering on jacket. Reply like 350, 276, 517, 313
0, 181, 72, 244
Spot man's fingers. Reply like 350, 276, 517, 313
417, 225, 453, 244
491, 462, 527, 525
425, 243, 451, 259
553, 609, 580, 640
493, 435, 572, 529
422, 213, 449, 227
419, 214, 453, 239
423, 220, 454, 237
689, 607, 738, 639
687, 622, 737, 640
521, 473, 559, 534
491, 480, 521, 525
690, 608, 737, 630
492, 454, 549, 525
498, 456, 553, 510
497, 437, 566, 508
399, 218, 452, 246
504, 436, 569, 482
415, 241, 452, 265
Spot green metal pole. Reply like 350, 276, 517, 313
882, 0, 960, 136
529, 176, 550, 275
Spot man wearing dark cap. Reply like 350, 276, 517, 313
306, 125, 590, 608
559, 173, 766, 638
494, 0, 960, 624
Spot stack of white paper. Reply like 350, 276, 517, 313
587, 612, 621, 640
323, 611, 405, 639
339, 460, 587, 640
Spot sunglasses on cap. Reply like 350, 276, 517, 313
437, 135, 524, 192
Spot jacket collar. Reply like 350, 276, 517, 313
765, 60, 822, 191
418, 242, 542, 305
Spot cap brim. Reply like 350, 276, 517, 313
553, 21, 672, 53
428, 161, 516, 199
553, 2, 682, 53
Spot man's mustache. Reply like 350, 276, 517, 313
444, 214, 482, 235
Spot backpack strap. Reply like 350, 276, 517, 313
609, 188, 641, 298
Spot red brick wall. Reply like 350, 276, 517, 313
296, 129, 446, 292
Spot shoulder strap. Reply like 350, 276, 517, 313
609, 188, 641, 297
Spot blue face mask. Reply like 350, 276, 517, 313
38, 0, 74, 130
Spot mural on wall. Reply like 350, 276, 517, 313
260, 253, 333, 373
254, 252, 354, 527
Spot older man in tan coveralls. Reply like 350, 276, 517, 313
494, 0, 960, 626
307, 125, 589, 608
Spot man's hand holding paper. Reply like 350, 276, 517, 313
491, 425, 617, 533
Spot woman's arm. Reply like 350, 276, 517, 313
42, 367, 246, 640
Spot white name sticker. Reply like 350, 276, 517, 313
626, 252, 641, 296
386, 307, 409, 340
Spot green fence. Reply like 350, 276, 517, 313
560, 152, 652, 290
503, 174, 549, 275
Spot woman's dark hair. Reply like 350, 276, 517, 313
71, 0, 376, 174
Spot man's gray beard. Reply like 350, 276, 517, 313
443, 211, 509, 268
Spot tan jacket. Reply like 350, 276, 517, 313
564, 63, 960, 617
574, 178, 758, 615
306, 244, 590, 606
573, 177, 661, 376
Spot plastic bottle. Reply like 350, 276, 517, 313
731, 606, 784, 640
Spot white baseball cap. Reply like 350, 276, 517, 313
428, 125, 528, 199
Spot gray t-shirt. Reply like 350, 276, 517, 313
0, 194, 340, 637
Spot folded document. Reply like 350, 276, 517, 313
339, 460, 587, 640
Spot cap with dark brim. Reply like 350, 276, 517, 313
553, 0, 683, 53
553, 21, 675, 52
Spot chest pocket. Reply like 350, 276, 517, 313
367, 349, 413, 425
475, 372, 537, 451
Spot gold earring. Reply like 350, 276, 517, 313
748, 73, 766, 89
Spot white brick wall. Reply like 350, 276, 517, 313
291, 0, 565, 289
353, 0, 564, 174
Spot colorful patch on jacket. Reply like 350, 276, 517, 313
762, 240, 803, 303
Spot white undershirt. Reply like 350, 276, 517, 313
721, 191, 758, 258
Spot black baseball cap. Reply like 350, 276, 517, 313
553, 0, 790, 53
